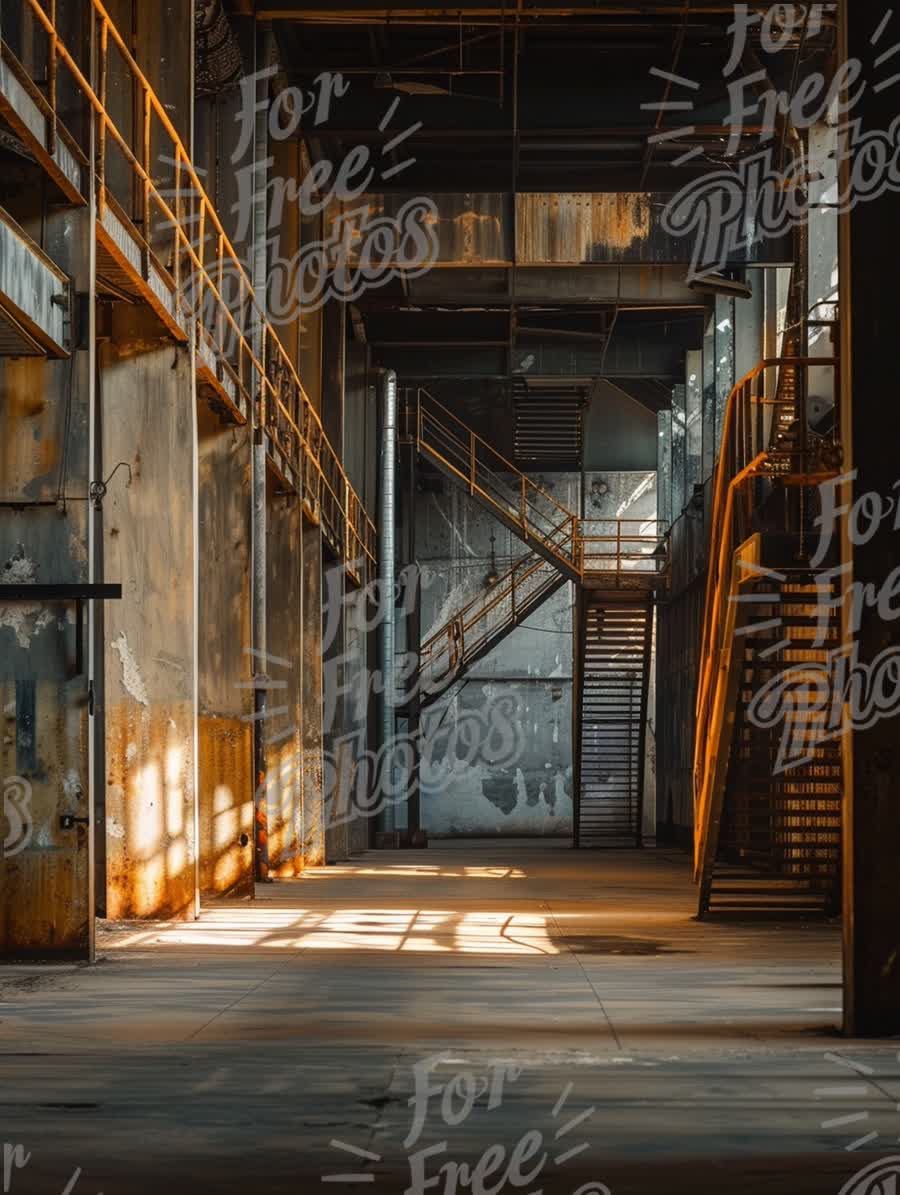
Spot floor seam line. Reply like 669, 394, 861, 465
543, 900, 624, 1051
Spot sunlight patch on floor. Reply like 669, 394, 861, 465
102, 907, 559, 954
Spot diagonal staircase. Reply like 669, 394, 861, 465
576, 596, 653, 847
699, 562, 842, 915
404, 386, 664, 846
419, 552, 568, 706
409, 387, 582, 581
406, 386, 667, 585
693, 347, 844, 916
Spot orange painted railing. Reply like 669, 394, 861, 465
692, 356, 839, 882
19, 0, 375, 575
411, 387, 668, 583
419, 551, 564, 698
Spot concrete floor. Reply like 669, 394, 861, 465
1, 841, 898, 1195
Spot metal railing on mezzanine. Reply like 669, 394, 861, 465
12, 0, 376, 580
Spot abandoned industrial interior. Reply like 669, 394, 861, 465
1, 0, 899, 1191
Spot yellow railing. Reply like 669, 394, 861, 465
692, 356, 839, 882
420, 552, 562, 696
411, 388, 668, 583
414, 388, 581, 575
19, 0, 375, 576
577, 518, 669, 580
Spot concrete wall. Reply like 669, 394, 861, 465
584, 382, 658, 472
302, 521, 326, 865
265, 484, 305, 878
415, 462, 659, 838
197, 404, 253, 896
101, 316, 197, 920
417, 475, 578, 837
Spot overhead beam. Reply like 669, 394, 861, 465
403, 265, 716, 306
258, 4, 774, 22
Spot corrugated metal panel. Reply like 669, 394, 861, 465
0, 205, 69, 357
339, 193, 512, 263
517, 193, 793, 265
519, 193, 671, 263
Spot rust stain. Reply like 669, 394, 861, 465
516, 193, 654, 262
1, 677, 89, 954
593, 193, 653, 252
267, 729, 305, 879
105, 699, 196, 920
198, 715, 253, 897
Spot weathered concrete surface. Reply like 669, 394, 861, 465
0, 204, 93, 955
101, 316, 197, 920
417, 474, 576, 838
265, 482, 304, 878
344, 579, 371, 854
301, 518, 325, 865
323, 561, 350, 863
197, 403, 253, 897
322, 559, 372, 861
0, 844, 885, 1195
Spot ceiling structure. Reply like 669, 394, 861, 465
225, 1, 835, 427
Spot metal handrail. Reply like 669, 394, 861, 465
692, 354, 840, 882
414, 388, 668, 581
416, 388, 580, 569
420, 551, 562, 695
20, 0, 375, 573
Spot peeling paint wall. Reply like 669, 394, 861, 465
101, 317, 197, 920
197, 403, 253, 897
417, 476, 577, 837
302, 520, 325, 865
0, 202, 93, 955
266, 485, 304, 878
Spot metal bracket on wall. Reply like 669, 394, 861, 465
0, 584, 123, 675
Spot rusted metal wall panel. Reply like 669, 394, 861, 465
265, 481, 304, 878
0, 206, 69, 357
197, 403, 253, 897
352, 193, 511, 264
517, 193, 793, 265
323, 562, 349, 863
355, 192, 792, 267
301, 519, 325, 865
0, 203, 92, 956
101, 319, 197, 920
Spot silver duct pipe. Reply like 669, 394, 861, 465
380, 369, 397, 833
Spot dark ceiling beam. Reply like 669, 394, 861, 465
256, 5, 775, 23
286, 126, 765, 138
403, 265, 716, 306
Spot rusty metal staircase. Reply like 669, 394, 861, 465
404, 387, 665, 845
419, 551, 568, 705
699, 559, 842, 914
693, 346, 844, 916
406, 387, 582, 582
404, 387, 667, 586
576, 596, 653, 847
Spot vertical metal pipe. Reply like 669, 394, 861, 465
251, 24, 273, 882
405, 422, 421, 836
380, 369, 397, 834
86, 2, 99, 962
188, 0, 200, 920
